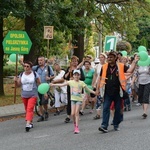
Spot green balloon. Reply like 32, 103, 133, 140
38, 83, 50, 94
138, 58, 150, 66
138, 51, 148, 61
138, 46, 147, 52
121, 51, 127, 56
9, 54, 17, 62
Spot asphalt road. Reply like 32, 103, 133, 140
0, 103, 150, 150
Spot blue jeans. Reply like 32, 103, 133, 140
101, 94, 121, 129
124, 83, 131, 106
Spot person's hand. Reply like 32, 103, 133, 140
50, 83, 54, 87
134, 55, 139, 63
44, 93, 48, 99
19, 60, 24, 66
46, 76, 50, 81
14, 76, 18, 82
69, 68, 72, 73
95, 90, 99, 96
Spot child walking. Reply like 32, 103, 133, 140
50, 69, 97, 134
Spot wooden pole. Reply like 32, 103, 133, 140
14, 54, 18, 103
47, 39, 50, 58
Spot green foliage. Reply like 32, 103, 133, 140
3, 65, 23, 77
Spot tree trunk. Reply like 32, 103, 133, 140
73, 35, 84, 63
24, 0, 38, 64
0, 17, 4, 95
73, 9, 85, 62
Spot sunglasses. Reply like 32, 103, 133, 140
24, 65, 30, 68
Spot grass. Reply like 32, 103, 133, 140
0, 83, 22, 107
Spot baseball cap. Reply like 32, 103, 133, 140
73, 69, 81, 74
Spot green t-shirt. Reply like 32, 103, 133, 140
68, 80, 86, 101
84, 68, 95, 85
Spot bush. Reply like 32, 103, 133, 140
3, 64, 24, 77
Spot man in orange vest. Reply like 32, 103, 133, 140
97, 51, 138, 133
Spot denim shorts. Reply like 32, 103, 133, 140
96, 95, 103, 110
71, 100, 82, 105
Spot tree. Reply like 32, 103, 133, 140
0, 0, 24, 95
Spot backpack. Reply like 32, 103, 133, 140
20, 71, 37, 78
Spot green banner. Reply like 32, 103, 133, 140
3, 31, 32, 54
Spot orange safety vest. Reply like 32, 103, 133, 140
99, 63, 126, 91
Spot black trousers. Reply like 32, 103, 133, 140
66, 86, 71, 116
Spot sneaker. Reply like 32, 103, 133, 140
136, 103, 141, 106
44, 112, 49, 121
89, 110, 94, 114
54, 110, 60, 116
142, 113, 147, 119
79, 111, 84, 115
74, 126, 80, 134
93, 115, 100, 120
64, 117, 70, 123
30, 123, 33, 128
98, 127, 108, 133
114, 127, 120, 131
37, 116, 44, 122
128, 105, 131, 111
25, 124, 31, 132
124, 107, 127, 111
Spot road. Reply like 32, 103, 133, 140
0, 103, 150, 150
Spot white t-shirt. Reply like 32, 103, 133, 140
53, 70, 67, 93
20, 71, 39, 98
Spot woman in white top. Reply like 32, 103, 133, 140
92, 53, 107, 119
51, 62, 67, 115
14, 61, 41, 132
131, 64, 150, 119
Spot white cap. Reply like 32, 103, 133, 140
73, 69, 81, 74
94, 58, 100, 63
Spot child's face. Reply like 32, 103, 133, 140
73, 73, 80, 80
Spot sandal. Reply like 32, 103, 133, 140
93, 115, 100, 120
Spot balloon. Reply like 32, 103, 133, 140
121, 51, 127, 56
9, 54, 17, 62
138, 58, 150, 66
138, 51, 148, 61
138, 46, 147, 52
38, 83, 50, 94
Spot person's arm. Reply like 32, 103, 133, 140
80, 68, 85, 81
92, 71, 97, 88
130, 75, 137, 87
50, 81, 68, 87
84, 85, 97, 95
51, 78, 65, 84
77, 58, 85, 69
124, 72, 132, 80
126, 57, 139, 73
36, 77, 41, 86
14, 76, 21, 87
64, 67, 71, 80
19, 60, 24, 67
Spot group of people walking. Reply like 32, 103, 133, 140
14, 50, 150, 134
